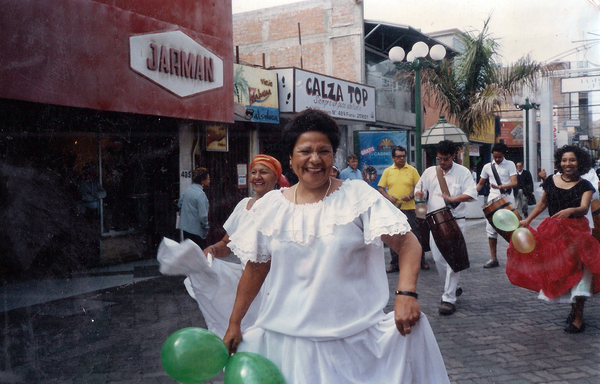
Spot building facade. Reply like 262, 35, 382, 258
0, 0, 234, 279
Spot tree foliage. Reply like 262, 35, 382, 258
395, 17, 563, 136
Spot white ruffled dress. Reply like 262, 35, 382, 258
157, 197, 261, 338
228, 180, 449, 384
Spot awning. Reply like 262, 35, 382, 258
421, 116, 469, 145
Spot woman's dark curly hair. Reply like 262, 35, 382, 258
554, 145, 592, 177
282, 109, 341, 156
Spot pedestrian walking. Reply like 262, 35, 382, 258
177, 167, 210, 249
515, 162, 534, 218
476, 143, 518, 269
378, 145, 429, 272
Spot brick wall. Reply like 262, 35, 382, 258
233, 19, 262, 45
270, 8, 325, 40
332, 4, 354, 26
233, 0, 363, 83
332, 36, 355, 81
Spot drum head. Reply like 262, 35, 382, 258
426, 206, 451, 217
481, 194, 506, 210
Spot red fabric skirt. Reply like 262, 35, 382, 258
506, 217, 600, 298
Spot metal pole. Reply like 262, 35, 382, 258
524, 98, 530, 170
414, 64, 422, 173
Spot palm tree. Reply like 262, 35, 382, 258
398, 17, 561, 137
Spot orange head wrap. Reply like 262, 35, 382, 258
250, 154, 282, 182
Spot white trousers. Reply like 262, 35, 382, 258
429, 218, 466, 304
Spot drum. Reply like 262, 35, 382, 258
415, 218, 431, 252
481, 195, 521, 243
425, 207, 469, 272
591, 199, 600, 243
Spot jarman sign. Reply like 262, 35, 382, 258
130, 30, 224, 98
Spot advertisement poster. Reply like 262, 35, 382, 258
233, 64, 279, 124
358, 131, 407, 189
206, 124, 228, 151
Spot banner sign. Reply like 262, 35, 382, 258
358, 131, 407, 189
273, 68, 376, 123
233, 64, 279, 124
561, 75, 600, 93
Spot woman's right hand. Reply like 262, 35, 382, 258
223, 324, 243, 355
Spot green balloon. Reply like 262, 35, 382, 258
492, 209, 519, 232
224, 352, 286, 384
161, 327, 229, 384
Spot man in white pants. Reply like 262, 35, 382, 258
476, 143, 518, 269
415, 140, 478, 315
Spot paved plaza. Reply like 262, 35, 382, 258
2, 212, 600, 383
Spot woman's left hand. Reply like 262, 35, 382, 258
394, 295, 421, 336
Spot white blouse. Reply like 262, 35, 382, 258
228, 180, 411, 339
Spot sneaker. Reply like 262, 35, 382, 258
483, 259, 500, 269
439, 301, 456, 315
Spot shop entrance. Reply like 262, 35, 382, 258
0, 100, 179, 280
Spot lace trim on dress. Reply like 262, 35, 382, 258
248, 180, 412, 245
227, 240, 270, 265
228, 181, 412, 263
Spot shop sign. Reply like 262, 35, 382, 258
274, 68, 376, 123
469, 118, 495, 144
468, 145, 480, 156
561, 75, 600, 93
130, 30, 224, 98
233, 64, 279, 124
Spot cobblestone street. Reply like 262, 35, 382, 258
2, 214, 600, 383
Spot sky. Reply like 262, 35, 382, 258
232, 0, 600, 66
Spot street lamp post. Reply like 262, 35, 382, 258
389, 42, 446, 173
515, 97, 540, 175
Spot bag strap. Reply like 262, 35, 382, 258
491, 162, 503, 187
436, 166, 450, 195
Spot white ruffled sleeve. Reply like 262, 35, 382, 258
227, 193, 279, 265
356, 183, 412, 245
223, 197, 251, 235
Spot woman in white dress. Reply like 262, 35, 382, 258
224, 109, 449, 383
158, 155, 283, 338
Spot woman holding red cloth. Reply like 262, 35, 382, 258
507, 145, 600, 333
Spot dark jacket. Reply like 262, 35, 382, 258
517, 169, 534, 196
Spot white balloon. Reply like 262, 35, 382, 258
388, 46, 405, 62
430, 44, 447, 61
412, 41, 429, 58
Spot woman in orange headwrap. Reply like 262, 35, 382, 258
158, 154, 285, 337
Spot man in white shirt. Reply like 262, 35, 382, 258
476, 143, 518, 269
415, 140, 478, 315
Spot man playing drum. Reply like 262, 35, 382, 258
415, 140, 478, 315
476, 143, 518, 269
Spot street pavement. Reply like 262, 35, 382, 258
2, 212, 600, 383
